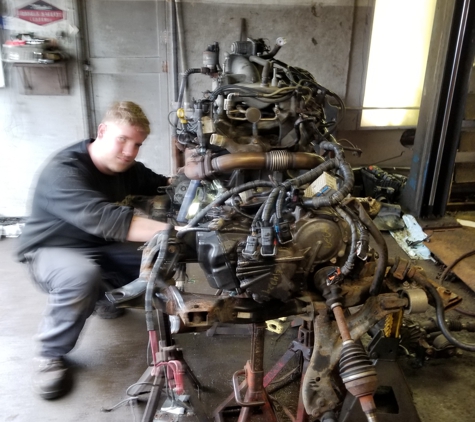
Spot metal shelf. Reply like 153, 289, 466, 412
12, 61, 69, 95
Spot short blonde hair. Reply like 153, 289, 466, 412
101, 101, 150, 135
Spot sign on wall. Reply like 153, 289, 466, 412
16, 1, 65, 26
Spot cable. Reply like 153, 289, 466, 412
184, 180, 275, 228
438, 248, 475, 318
440, 249, 475, 285
167, 109, 178, 128
101, 397, 138, 412
125, 381, 158, 397
230, 195, 254, 220
454, 307, 475, 318
419, 278, 475, 352
335, 206, 357, 276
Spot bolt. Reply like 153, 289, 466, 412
317, 398, 326, 408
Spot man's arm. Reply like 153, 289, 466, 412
126, 216, 175, 242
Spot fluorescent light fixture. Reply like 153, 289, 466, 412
362, 0, 437, 127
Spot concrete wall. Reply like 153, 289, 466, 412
0, 0, 414, 217
179, 0, 355, 101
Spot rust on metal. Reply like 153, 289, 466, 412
425, 227, 475, 292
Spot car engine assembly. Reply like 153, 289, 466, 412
108, 35, 473, 422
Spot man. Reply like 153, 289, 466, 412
17, 101, 174, 400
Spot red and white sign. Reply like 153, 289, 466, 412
16, 1, 65, 26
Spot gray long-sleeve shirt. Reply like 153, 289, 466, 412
17, 139, 168, 260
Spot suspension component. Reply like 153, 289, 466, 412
328, 284, 378, 422
339, 341, 378, 422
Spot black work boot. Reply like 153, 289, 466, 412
33, 357, 69, 400
94, 299, 126, 319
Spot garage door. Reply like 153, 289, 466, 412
81, 0, 172, 176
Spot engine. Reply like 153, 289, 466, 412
167, 36, 361, 304
108, 35, 466, 421
196, 209, 351, 303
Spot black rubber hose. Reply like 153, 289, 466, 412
419, 278, 475, 352
353, 200, 388, 296
186, 180, 275, 227
145, 226, 172, 331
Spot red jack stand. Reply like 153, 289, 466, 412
214, 320, 314, 422
128, 309, 206, 422
214, 323, 278, 422
263, 319, 313, 422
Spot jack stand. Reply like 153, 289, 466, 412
263, 319, 314, 422
214, 323, 279, 422
338, 334, 421, 422
128, 309, 207, 422
214, 320, 314, 422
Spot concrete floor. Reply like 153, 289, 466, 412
1, 234, 475, 422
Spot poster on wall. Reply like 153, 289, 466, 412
16, 1, 65, 26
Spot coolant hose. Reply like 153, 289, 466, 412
418, 278, 475, 352
354, 200, 388, 296
173, 68, 203, 132
244, 55, 269, 85
177, 68, 202, 108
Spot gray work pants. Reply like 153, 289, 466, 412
25, 243, 142, 358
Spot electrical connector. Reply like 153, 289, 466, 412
260, 226, 276, 256
243, 235, 258, 258
275, 222, 292, 244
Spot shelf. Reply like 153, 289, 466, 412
12, 61, 69, 95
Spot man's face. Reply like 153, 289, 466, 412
94, 121, 148, 174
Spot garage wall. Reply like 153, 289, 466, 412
179, 0, 354, 101
0, 0, 86, 217
1, 0, 409, 218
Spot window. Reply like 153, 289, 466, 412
361, 0, 437, 127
